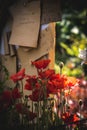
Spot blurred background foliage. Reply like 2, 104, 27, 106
55, 0, 87, 77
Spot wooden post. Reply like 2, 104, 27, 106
47, 22, 56, 69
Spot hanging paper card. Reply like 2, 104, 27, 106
41, 0, 61, 24
9, 0, 40, 47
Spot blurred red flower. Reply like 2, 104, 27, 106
1, 90, 12, 103
12, 88, 21, 99
15, 103, 37, 121
24, 82, 32, 90
66, 77, 79, 87
62, 112, 79, 124
10, 68, 25, 82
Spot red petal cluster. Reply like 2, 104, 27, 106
38, 69, 55, 79
24, 75, 38, 90
29, 88, 44, 102
32, 59, 50, 69
47, 74, 67, 94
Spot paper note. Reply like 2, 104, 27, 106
9, 0, 40, 47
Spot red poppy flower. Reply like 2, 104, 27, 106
47, 74, 68, 94
27, 111, 37, 121
32, 59, 50, 69
10, 68, 25, 82
12, 88, 21, 99
16, 103, 30, 115
49, 73, 64, 80
73, 114, 80, 122
65, 77, 79, 87
2, 90, 12, 103
49, 74, 78, 91
25, 75, 38, 88
24, 82, 32, 90
38, 69, 55, 79
62, 112, 70, 122
24, 80, 41, 90
0, 90, 12, 110
47, 80, 59, 94
62, 112, 79, 124
15, 103, 37, 121
29, 88, 44, 101
25, 75, 37, 84
15, 103, 24, 114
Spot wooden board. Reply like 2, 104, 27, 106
46, 23, 56, 69
9, 0, 40, 47
41, 0, 61, 24
17, 23, 56, 75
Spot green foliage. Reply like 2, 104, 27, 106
0, 59, 9, 91
55, 8, 87, 77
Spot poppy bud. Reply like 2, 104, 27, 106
79, 99, 83, 106
66, 104, 70, 110
63, 99, 66, 105
59, 62, 64, 69
67, 106, 70, 110
25, 95, 28, 99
